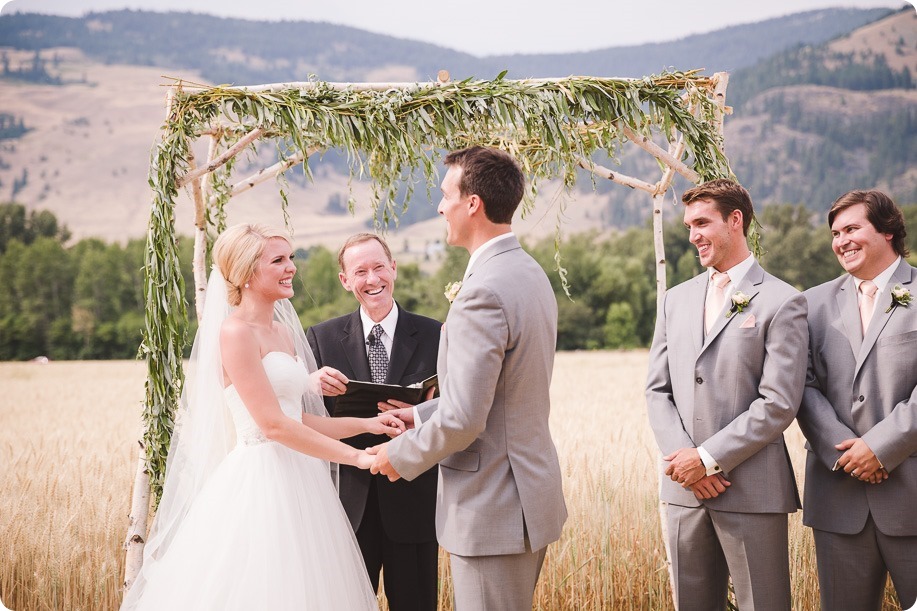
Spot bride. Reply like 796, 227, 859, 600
121, 223, 403, 610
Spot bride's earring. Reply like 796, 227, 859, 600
244, 283, 249, 288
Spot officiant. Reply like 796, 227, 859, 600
307, 232, 440, 611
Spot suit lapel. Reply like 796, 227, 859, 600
341, 310, 372, 382
386, 305, 417, 384
836, 275, 863, 357
700, 262, 763, 356
688, 274, 706, 355
855, 260, 915, 378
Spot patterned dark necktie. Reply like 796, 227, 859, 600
368, 324, 389, 384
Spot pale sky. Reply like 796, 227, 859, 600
1, 0, 911, 56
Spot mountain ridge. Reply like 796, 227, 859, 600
0, 6, 913, 252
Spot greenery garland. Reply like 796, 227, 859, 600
142, 70, 733, 503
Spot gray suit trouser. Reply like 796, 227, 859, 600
813, 515, 917, 611
449, 546, 547, 611
666, 503, 791, 611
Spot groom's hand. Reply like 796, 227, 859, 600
367, 443, 402, 482
378, 399, 415, 429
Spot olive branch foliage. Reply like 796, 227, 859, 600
141, 70, 732, 503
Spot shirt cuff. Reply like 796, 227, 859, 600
413, 405, 423, 427
697, 446, 722, 476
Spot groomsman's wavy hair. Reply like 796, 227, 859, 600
681, 179, 755, 236
828, 190, 909, 258
444, 146, 525, 224
337, 232, 394, 273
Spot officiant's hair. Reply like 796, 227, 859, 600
213, 223, 292, 306
682, 179, 755, 236
828, 190, 909, 258
444, 146, 524, 224
338, 232, 393, 273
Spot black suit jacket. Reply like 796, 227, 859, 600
307, 305, 440, 543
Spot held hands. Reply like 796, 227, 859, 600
835, 438, 888, 484
689, 474, 731, 500
366, 413, 406, 438
377, 398, 415, 429
663, 447, 706, 488
354, 449, 375, 471
366, 443, 402, 482
312, 366, 348, 396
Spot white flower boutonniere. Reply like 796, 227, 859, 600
726, 291, 754, 318
885, 284, 912, 313
444, 281, 463, 303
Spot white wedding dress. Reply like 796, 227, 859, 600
127, 351, 377, 610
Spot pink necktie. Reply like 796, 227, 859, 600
705, 271, 730, 335
859, 280, 878, 335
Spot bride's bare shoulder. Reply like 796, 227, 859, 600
220, 316, 257, 350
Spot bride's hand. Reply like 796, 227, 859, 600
366, 414, 405, 437
354, 450, 374, 470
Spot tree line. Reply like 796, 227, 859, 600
1, 202, 915, 361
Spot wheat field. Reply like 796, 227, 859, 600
0, 352, 899, 610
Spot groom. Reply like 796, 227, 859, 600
369, 146, 567, 610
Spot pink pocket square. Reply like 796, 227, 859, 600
739, 314, 756, 329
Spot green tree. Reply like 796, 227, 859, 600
604, 302, 640, 348
0, 202, 70, 253
9, 237, 74, 359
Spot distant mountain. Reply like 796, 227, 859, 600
0, 7, 895, 84
0, 6, 913, 249
727, 8, 917, 208
496, 7, 896, 78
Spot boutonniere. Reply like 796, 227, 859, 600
885, 284, 912, 313
725, 291, 755, 318
444, 280, 463, 303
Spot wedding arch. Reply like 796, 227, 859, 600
125, 68, 733, 588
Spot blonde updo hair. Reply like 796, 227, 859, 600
212, 223, 292, 306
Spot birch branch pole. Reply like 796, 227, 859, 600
176, 127, 263, 188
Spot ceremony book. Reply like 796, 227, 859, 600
332, 374, 439, 418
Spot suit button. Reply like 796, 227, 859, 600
696, 377, 704, 384
858, 395, 865, 402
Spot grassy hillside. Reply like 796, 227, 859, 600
0, 6, 912, 246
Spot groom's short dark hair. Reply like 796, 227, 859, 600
682, 179, 755, 236
444, 146, 524, 225
828, 190, 909, 258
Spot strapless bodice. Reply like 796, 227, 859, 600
224, 352, 309, 446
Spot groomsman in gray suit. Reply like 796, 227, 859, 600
369, 146, 567, 611
797, 189, 916, 611
646, 179, 808, 610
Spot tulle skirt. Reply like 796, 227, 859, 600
125, 441, 377, 610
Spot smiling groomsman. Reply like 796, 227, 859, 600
646, 179, 808, 610
796, 190, 916, 611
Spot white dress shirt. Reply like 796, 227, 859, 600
359, 302, 399, 357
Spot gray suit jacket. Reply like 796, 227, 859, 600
387, 236, 567, 556
798, 259, 917, 536
646, 260, 808, 512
